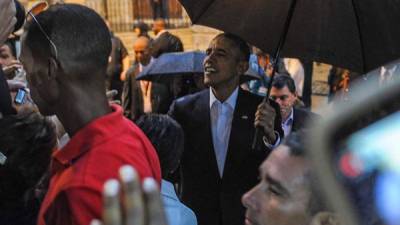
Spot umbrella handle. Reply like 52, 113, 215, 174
251, 61, 278, 151
252, 0, 298, 151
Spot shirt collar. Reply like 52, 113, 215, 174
155, 30, 168, 39
283, 108, 294, 126
209, 87, 239, 110
52, 104, 125, 167
161, 180, 178, 200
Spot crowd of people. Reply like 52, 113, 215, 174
0, 1, 391, 225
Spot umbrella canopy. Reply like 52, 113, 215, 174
136, 51, 261, 82
136, 51, 205, 81
179, 0, 400, 74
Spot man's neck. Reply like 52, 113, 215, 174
55, 88, 111, 137
211, 84, 239, 103
283, 108, 294, 123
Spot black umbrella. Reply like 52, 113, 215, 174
179, 0, 400, 74
179, 0, 400, 150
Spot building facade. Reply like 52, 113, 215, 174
22, 0, 190, 32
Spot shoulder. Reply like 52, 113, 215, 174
163, 200, 198, 225
294, 107, 319, 119
173, 89, 207, 108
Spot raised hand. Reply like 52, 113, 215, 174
91, 165, 168, 225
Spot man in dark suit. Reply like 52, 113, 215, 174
270, 74, 318, 137
168, 33, 283, 225
122, 37, 172, 120
151, 19, 183, 58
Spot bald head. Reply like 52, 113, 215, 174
133, 37, 151, 65
153, 19, 166, 35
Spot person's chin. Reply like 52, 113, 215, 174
203, 77, 213, 87
245, 216, 257, 225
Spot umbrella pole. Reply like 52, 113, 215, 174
252, 0, 298, 150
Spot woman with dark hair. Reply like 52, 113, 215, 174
0, 111, 57, 225
136, 114, 197, 225
133, 22, 151, 39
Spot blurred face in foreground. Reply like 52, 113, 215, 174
242, 145, 312, 225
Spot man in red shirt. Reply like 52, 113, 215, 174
19, 4, 161, 225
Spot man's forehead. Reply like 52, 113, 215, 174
208, 36, 238, 52
271, 86, 293, 95
261, 145, 309, 182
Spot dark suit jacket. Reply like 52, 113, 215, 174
292, 107, 319, 132
122, 64, 173, 120
151, 31, 184, 58
168, 88, 283, 225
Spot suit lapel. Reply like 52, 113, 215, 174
291, 108, 304, 132
222, 89, 253, 179
193, 90, 221, 179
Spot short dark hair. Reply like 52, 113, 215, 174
282, 131, 330, 215
24, 4, 111, 77
0, 111, 56, 209
3, 39, 17, 59
133, 22, 150, 34
136, 114, 184, 179
272, 74, 297, 94
214, 33, 251, 62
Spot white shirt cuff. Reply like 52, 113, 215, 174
263, 131, 281, 149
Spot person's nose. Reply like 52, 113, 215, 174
242, 186, 258, 210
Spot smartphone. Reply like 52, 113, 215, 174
14, 88, 26, 105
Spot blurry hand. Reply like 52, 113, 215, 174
106, 90, 121, 105
91, 165, 167, 225
3, 60, 23, 79
255, 101, 277, 144
0, 0, 17, 45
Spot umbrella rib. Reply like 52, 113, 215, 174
191, 0, 216, 23
350, 0, 367, 73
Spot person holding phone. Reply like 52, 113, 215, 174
0, 0, 17, 117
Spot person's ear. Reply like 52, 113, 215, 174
47, 57, 59, 80
310, 212, 341, 225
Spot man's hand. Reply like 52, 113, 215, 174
0, 0, 17, 44
91, 165, 168, 225
3, 60, 22, 79
255, 101, 277, 144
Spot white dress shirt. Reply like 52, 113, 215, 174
139, 58, 154, 113
209, 87, 239, 177
282, 108, 294, 137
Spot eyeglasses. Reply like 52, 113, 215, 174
25, 1, 58, 60
271, 95, 289, 101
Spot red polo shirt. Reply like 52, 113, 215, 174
37, 104, 161, 225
